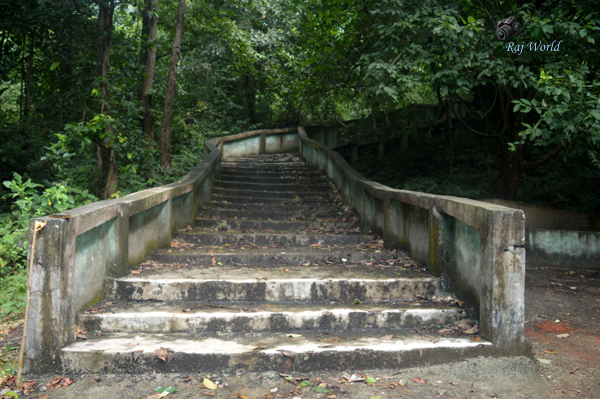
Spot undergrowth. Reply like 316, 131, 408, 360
349, 131, 600, 216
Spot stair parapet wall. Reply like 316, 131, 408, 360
298, 126, 528, 356
24, 128, 296, 373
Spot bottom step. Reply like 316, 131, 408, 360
60, 330, 493, 374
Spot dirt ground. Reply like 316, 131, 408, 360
1, 266, 599, 399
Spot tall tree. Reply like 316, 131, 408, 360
138, 0, 159, 146
94, 0, 119, 199
159, 0, 186, 168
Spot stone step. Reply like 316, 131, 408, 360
220, 165, 317, 173
202, 202, 343, 213
107, 265, 437, 302
60, 330, 493, 374
221, 170, 323, 179
146, 247, 396, 267
210, 195, 336, 205
214, 180, 331, 192
219, 175, 328, 184
175, 232, 375, 246
221, 162, 309, 167
79, 301, 469, 333
195, 218, 356, 232
196, 208, 351, 221
212, 187, 336, 199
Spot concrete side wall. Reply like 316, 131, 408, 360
25, 128, 297, 373
298, 126, 527, 356
526, 229, 600, 270
483, 198, 600, 232
483, 199, 600, 270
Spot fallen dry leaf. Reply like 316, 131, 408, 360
203, 378, 218, 390
157, 347, 168, 361
282, 350, 296, 358
87, 376, 102, 383
411, 377, 427, 384
21, 380, 36, 395
134, 350, 144, 361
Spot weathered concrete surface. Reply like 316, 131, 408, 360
59, 331, 493, 374
78, 302, 467, 333
176, 232, 375, 246
526, 228, 600, 270
484, 199, 600, 270
298, 126, 527, 356
484, 198, 600, 231
107, 275, 438, 302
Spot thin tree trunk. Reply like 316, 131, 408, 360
139, 0, 158, 146
95, 1, 119, 199
245, 74, 257, 124
23, 36, 34, 136
137, 1, 151, 103
159, 0, 186, 168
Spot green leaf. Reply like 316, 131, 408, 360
301, 380, 309, 386
50, 62, 59, 71
467, 16, 475, 24
369, 396, 382, 399
311, 386, 332, 393
155, 386, 178, 393
366, 376, 377, 383
588, 37, 595, 44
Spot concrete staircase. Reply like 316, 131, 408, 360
60, 152, 492, 374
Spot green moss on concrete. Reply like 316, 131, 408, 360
82, 287, 103, 309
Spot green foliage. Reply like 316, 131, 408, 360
0, 173, 98, 277
0, 271, 27, 319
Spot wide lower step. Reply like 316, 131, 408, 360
196, 218, 356, 232
211, 195, 335, 205
79, 301, 470, 333
212, 187, 335, 199
175, 232, 375, 246
60, 330, 493, 374
197, 208, 351, 221
214, 181, 331, 192
146, 248, 393, 266
107, 265, 437, 302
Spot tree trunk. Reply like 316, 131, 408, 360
492, 146, 523, 200
159, 0, 186, 169
138, 0, 159, 146
23, 36, 34, 136
95, 0, 118, 199
245, 74, 257, 124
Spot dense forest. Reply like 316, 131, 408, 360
1, 0, 599, 322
